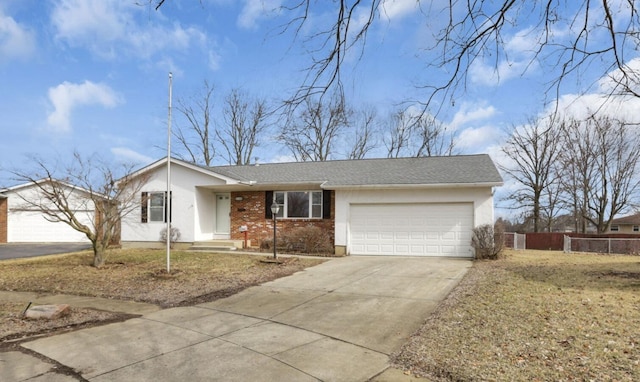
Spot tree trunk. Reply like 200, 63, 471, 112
92, 242, 107, 268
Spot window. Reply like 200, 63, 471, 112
273, 191, 323, 219
634, 225, 639, 232
611, 225, 619, 232
141, 192, 171, 223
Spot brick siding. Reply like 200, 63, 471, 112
0, 198, 7, 243
229, 190, 335, 248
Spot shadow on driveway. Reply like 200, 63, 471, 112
0, 243, 91, 261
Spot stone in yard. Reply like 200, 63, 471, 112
25, 304, 71, 320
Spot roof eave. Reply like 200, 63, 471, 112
122, 157, 244, 185
207, 181, 326, 191
325, 181, 504, 190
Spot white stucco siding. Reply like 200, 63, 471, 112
120, 164, 226, 243
334, 186, 496, 253
194, 187, 216, 241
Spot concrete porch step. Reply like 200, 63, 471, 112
189, 240, 244, 252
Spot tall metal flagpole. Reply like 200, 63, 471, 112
166, 72, 172, 274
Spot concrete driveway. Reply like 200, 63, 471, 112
0, 243, 91, 261
8, 256, 471, 382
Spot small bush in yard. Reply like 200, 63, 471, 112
281, 226, 334, 255
159, 227, 181, 248
471, 223, 505, 259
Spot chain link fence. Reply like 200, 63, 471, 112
563, 236, 640, 255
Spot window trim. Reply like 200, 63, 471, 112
271, 191, 323, 219
141, 191, 171, 223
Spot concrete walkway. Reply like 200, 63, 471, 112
0, 291, 160, 316
2, 256, 471, 382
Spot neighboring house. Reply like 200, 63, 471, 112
0, 180, 96, 243
608, 213, 640, 234
121, 155, 503, 258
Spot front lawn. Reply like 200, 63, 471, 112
0, 249, 323, 343
393, 250, 640, 381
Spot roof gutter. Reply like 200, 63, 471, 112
324, 181, 504, 190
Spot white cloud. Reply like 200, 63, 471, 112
208, 48, 222, 71
380, 0, 419, 21
456, 125, 503, 152
238, 0, 282, 29
51, 0, 211, 60
547, 58, 640, 122
469, 27, 539, 86
47, 80, 121, 132
269, 154, 297, 163
449, 103, 497, 130
111, 147, 153, 165
0, 8, 36, 62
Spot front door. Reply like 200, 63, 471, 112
215, 194, 231, 234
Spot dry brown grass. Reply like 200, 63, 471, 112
0, 248, 323, 343
0, 248, 323, 306
393, 249, 640, 381
1, 302, 128, 344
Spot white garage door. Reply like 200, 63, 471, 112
8, 210, 91, 243
349, 203, 473, 257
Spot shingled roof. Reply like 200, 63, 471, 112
611, 213, 640, 225
207, 154, 503, 188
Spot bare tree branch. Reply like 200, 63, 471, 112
174, 80, 217, 166
345, 107, 379, 160
9, 152, 149, 267
217, 88, 271, 165
279, 92, 350, 161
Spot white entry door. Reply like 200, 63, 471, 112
215, 194, 231, 234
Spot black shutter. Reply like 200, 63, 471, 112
265, 191, 273, 219
322, 190, 331, 219
141, 192, 148, 223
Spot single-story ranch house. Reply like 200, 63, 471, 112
121, 155, 503, 258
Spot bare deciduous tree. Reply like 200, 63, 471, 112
279, 93, 350, 161
385, 109, 456, 158
217, 88, 270, 165
559, 115, 640, 233
345, 107, 379, 160
174, 80, 216, 166
9, 152, 148, 268
414, 114, 457, 157
500, 116, 561, 232
384, 109, 414, 158
557, 118, 599, 233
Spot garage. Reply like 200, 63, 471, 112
8, 210, 91, 243
349, 203, 474, 257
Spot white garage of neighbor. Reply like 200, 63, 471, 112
8, 210, 92, 243
1, 181, 94, 243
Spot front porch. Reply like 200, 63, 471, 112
189, 239, 246, 252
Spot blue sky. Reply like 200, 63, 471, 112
1, 0, 639, 217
